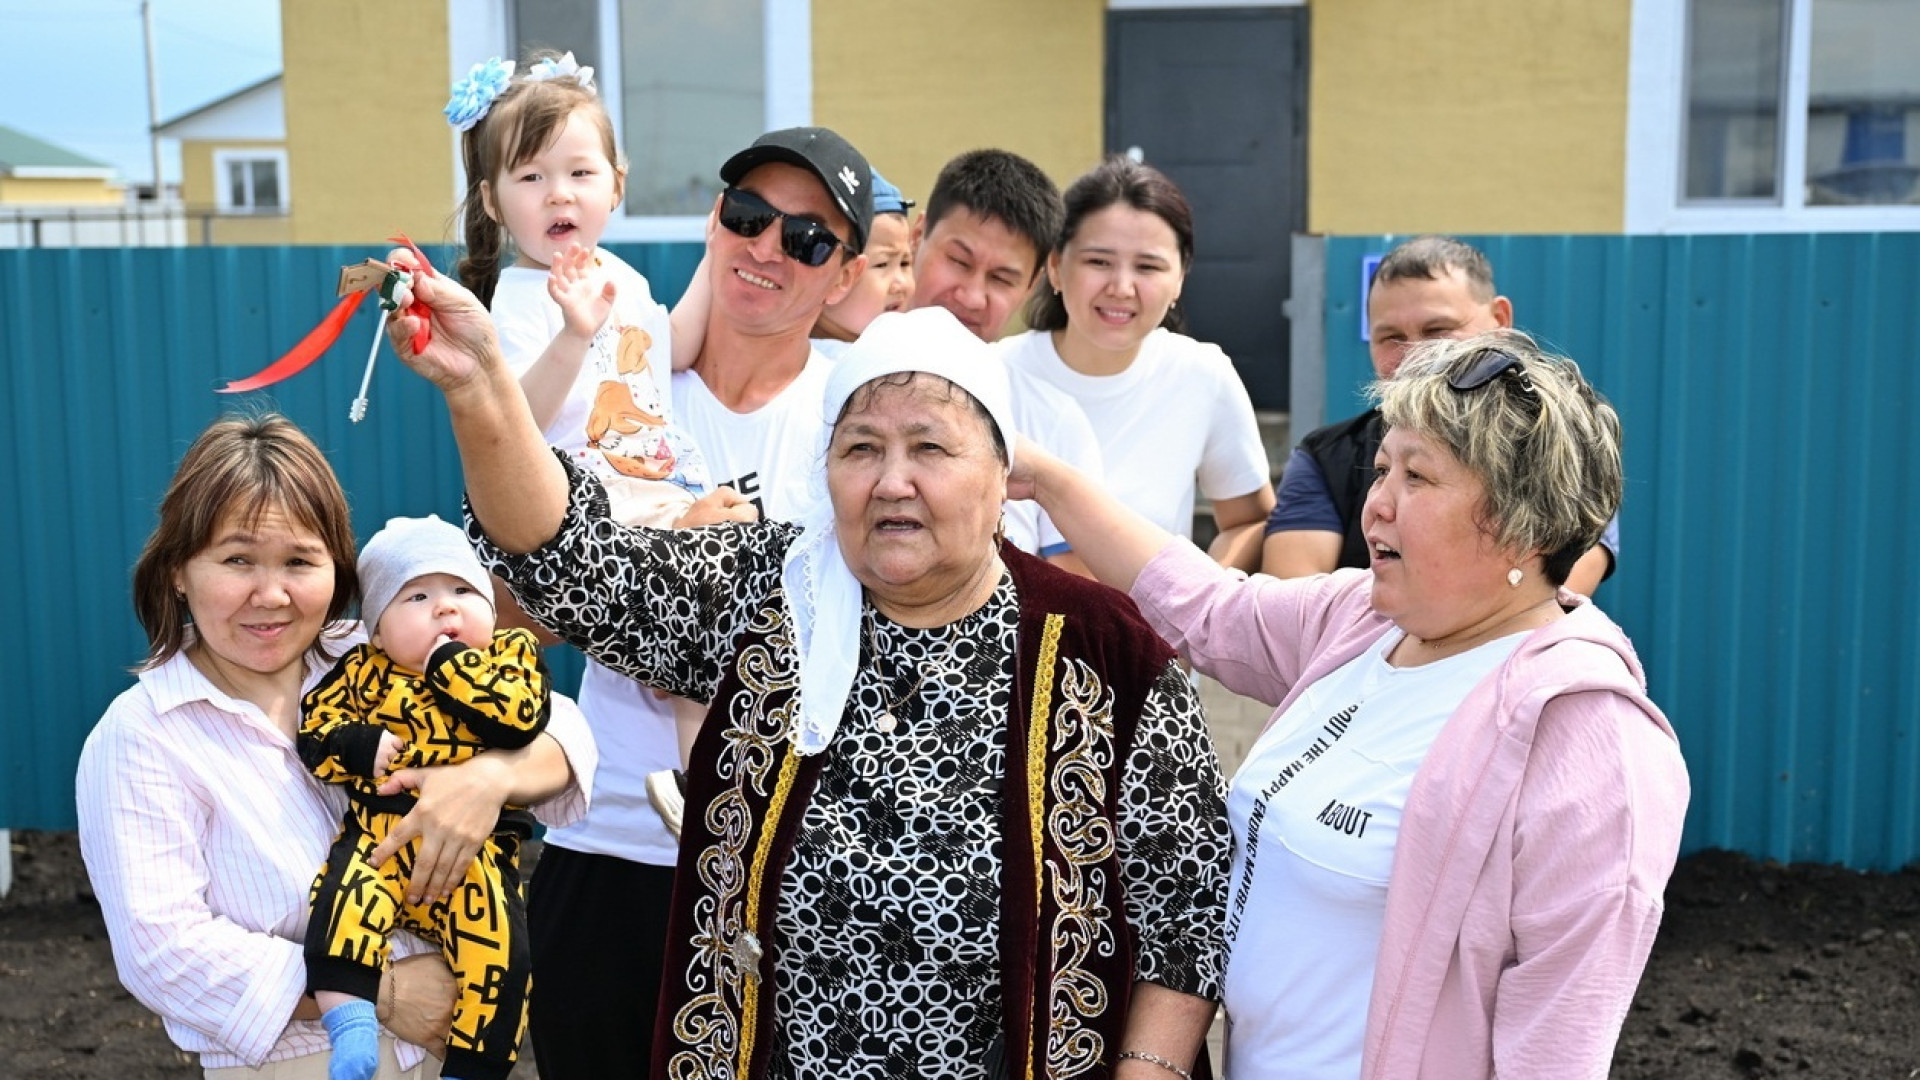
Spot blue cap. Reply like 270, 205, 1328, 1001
872, 170, 912, 216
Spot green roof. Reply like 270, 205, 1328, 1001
0, 123, 114, 173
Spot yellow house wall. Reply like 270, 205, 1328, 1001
1309, 0, 1631, 234
282, 1, 454, 244
812, 0, 1105, 213
180, 140, 215, 210
0, 177, 123, 206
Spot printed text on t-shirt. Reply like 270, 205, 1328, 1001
715, 471, 765, 517
1223, 701, 1360, 954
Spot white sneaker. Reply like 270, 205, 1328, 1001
646, 769, 688, 840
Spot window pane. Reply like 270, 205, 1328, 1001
512, 0, 598, 71
228, 160, 248, 208
250, 160, 280, 209
1684, 0, 1785, 201
1806, 0, 1920, 205
619, 0, 764, 216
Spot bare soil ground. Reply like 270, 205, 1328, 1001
3, 830, 1916, 1079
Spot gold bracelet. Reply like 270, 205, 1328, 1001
377, 966, 395, 1023
1118, 1050, 1194, 1080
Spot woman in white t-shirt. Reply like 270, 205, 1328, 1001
999, 156, 1274, 570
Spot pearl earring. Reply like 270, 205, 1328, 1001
1507, 568, 1523, 588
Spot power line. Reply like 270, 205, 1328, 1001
154, 14, 278, 64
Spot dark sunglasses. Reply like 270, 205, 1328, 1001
718, 187, 850, 268
1448, 348, 1535, 394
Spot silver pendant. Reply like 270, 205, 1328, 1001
877, 712, 899, 733
731, 930, 763, 985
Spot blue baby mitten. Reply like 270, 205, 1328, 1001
321, 998, 380, 1080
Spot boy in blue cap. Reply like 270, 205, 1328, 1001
810, 171, 916, 356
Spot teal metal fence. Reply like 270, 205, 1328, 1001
0, 242, 700, 831
5, 235, 1918, 870
1325, 233, 1920, 870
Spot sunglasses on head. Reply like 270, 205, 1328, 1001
1448, 348, 1534, 394
717, 186, 851, 268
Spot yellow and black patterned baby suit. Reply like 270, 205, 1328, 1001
299, 629, 549, 1080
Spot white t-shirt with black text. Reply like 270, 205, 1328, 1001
672, 352, 833, 523
1222, 630, 1524, 1080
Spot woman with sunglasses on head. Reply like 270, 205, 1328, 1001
999, 156, 1274, 572
1009, 329, 1689, 1080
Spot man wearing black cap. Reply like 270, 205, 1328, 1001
524, 126, 874, 1080
676, 125, 873, 515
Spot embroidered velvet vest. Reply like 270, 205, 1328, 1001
650, 544, 1177, 1080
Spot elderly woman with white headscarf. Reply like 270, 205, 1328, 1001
389, 272, 1230, 1080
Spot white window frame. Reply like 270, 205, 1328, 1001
211, 149, 289, 214
450, 0, 809, 241
593, 0, 811, 241
1626, 0, 1920, 233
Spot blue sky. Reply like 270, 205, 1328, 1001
0, 0, 280, 186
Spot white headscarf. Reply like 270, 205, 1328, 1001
780, 307, 1017, 754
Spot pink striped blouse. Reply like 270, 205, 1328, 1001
75, 627, 594, 1070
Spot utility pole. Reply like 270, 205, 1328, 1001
142, 0, 164, 201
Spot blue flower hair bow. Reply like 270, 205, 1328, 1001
527, 51, 595, 92
445, 57, 516, 132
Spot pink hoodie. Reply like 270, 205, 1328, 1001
1133, 542, 1689, 1080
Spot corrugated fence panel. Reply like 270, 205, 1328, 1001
8, 236, 1915, 870
0, 242, 701, 829
1326, 234, 1920, 870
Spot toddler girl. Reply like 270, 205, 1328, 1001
440, 54, 749, 852
448, 50, 711, 523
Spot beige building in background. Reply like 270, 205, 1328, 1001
281, 2, 457, 244
180, 1, 1919, 245
267, 0, 1109, 246
262, 0, 1675, 244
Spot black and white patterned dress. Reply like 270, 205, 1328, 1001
473, 460, 1229, 1078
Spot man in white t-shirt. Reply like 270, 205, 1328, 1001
527, 126, 874, 1080
908, 148, 1103, 568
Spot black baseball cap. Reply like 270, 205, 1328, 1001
719, 126, 875, 252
